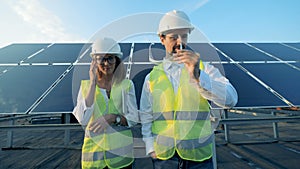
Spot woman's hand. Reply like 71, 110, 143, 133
89, 59, 98, 85
89, 114, 116, 133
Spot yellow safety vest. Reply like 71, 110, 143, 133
149, 62, 213, 162
81, 79, 133, 169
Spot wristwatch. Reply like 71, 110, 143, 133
115, 115, 121, 125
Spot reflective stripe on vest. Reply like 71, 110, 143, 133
153, 111, 210, 121
81, 80, 133, 169
149, 62, 213, 161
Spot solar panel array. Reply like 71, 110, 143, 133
0, 42, 299, 114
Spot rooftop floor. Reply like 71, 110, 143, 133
1, 118, 299, 169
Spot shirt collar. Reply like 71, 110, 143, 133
163, 57, 184, 71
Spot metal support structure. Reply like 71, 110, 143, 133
64, 113, 71, 146
223, 109, 230, 142
212, 134, 217, 169
125, 43, 134, 79
272, 111, 279, 139
6, 115, 14, 148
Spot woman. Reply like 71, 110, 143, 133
72, 37, 138, 169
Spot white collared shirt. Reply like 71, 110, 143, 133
140, 58, 238, 155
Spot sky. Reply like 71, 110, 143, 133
0, 0, 300, 48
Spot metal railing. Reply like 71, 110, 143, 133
1, 109, 300, 149
219, 108, 300, 143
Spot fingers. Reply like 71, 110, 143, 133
174, 50, 199, 65
90, 60, 97, 72
89, 117, 108, 133
150, 151, 157, 159
89, 60, 98, 83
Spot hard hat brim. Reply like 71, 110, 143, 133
158, 26, 194, 35
90, 52, 123, 58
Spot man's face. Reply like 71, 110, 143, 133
160, 28, 189, 55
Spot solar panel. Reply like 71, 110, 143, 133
0, 43, 299, 115
0, 66, 8, 73
283, 43, 300, 50
132, 43, 228, 62
188, 43, 228, 62
119, 43, 132, 61
132, 43, 165, 62
0, 43, 50, 63
0, 66, 69, 114
241, 63, 300, 106
34, 63, 131, 113
24, 43, 86, 63
31, 68, 75, 113
214, 63, 289, 108
213, 43, 277, 61
249, 43, 300, 61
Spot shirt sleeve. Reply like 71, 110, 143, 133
198, 62, 238, 108
139, 74, 155, 155
123, 80, 139, 127
72, 87, 94, 126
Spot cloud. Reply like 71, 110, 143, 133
181, 0, 210, 14
8, 0, 83, 42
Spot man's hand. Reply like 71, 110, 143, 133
174, 50, 200, 80
150, 151, 157, 159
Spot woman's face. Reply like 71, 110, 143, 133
94, 54, 117, 75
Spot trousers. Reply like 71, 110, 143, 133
152, 152, 213, 169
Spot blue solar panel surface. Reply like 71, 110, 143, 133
241, 63, 300, 106
0, 43, 299, 114
0, 43, 49, 63
188, 43, 228, 62
216, 64, 288, 108
0, 66, 69, 114
24, 43, 85, 63
32, 69, 75, 113
213, 43, 277, 61
119, 43, 132, 61
284, 43, 300, 50
249, 43, 300, 61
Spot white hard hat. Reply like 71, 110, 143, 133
90, 37, 123, 58
158, 10, 194, 35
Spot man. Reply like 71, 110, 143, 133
140, 10, 238, 169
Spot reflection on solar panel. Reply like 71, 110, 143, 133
0, 43, 50, 63
24, 43, 86, 63
283, 43, 300, 50
0, 43, 299, 114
